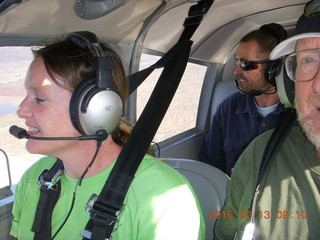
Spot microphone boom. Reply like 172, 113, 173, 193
9, 125, 107, 141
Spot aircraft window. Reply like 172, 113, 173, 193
137, 53, 207, 143
0, 46, 40, 189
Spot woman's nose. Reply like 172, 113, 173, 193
17, 97, 31, 119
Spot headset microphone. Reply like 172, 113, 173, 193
9, 125, 108, 142
234, 79, 265, 96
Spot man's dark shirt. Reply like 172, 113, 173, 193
199, 92, 286, 176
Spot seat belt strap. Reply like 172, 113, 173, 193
128, 40, 191, 94
245, 108, 297, 225
32, 159, 64, 240
129, 0, 213, 93
82, 1, 213, 239
82, 39, 193, 240
256, 108, 297, 186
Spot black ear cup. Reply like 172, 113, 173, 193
265, 59, 283, 86
70, 78, 123, 135
259, 23, 287, 86
275, 64, 295, 107
70, 78, 94, 134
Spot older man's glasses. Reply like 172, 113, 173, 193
285, 48, 320, 82
235, 59, 270, 71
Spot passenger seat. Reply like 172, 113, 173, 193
210, 80, 237, 125
161, 158, 229, 240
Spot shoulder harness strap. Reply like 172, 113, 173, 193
32, 159, 64, 240
256, 107, 297, 186
82, 1, 213, 240
249, 108, 297, 222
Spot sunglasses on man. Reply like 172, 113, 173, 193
235, 58, 270, 71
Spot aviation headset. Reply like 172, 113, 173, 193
274, 63, 295, 107
260, 23, 288, 86
62, 31, 124, 136
260, 23, 295, 108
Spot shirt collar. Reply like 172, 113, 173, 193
236, 94, 286, 116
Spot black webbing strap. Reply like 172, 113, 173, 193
256, 107, 297, 188
128, 39, 192, 94
32, 159, 64, 240
83, 39, 192, 240
128, 0, 213, 94
247, 108, 296, 221
82, 1, 213, 239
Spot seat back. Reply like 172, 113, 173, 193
161, 158, 229, 240
210, 81, 237, 125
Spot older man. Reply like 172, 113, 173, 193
214, 0, 320, 239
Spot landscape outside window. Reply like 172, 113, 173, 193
138, 54, 206, 142
0, 47, 37, 190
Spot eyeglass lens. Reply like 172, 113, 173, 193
285, 49, 320, 82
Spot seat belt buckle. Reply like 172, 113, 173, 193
85, 194, 122, 225
81, 229, 107, 240
37, 168, 64, 190
81, 194, 122, 239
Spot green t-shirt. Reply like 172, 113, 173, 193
215, 126, 320, 240
11, 154, 205, 239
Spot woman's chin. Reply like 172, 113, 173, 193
25, 140, 44, 155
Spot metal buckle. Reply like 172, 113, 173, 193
81, 194, 122, 239
81, 229, 110, 240
85, 194, 121, 225
37, 169, 64, 190
85, 194, 99, 212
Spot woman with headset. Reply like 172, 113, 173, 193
9, 32, 205, 240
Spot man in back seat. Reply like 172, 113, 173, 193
199, 23, 287, 176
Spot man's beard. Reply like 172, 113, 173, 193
295, 98, 320, 149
